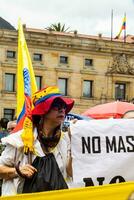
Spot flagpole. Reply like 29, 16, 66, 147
111, 9, 113, 41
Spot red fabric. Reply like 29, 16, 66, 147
12, 95, 32, 133
32, 96, 74, 116
82, 101, 134, 119
12, 115, 25, 133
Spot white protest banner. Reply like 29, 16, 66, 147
70, 119, 134, 187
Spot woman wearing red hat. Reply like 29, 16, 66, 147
0, 86, 74, 196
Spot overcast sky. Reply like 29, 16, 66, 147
1, 0, 134, 38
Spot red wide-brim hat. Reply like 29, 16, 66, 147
32, 86, 74, 116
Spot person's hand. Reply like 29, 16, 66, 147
18, 164, 37, 178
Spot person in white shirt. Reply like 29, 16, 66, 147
0, 86, 74, 196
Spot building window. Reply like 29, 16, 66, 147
5, 73, 15, 92
4, 109, 15, 121
58, 78, 68, 96
85, 58, 93, 66
60, 56, 68, 64
7, 50, 16, 59
35, 76, 42, 90
33, 53, 42, 61
115, 83, 126, 100
83, 80, 93, 98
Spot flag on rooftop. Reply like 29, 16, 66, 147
115, 14, 126, 39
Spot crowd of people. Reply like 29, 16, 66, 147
0, 85, 134, 197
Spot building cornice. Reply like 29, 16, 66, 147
0, 29, 134, 55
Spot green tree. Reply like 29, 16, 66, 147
45, 22, 70, 32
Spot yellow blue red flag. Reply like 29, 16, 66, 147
115, 14, 126, 39
14, 19, 37, 153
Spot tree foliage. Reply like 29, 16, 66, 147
45, 22, 70, 32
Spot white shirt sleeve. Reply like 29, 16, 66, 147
0, 145, 16, 167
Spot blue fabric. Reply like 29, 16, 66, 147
23, 68, 31, 96
35, 93, 62, 106
17, 102, 26, 123
0, 131, 8, 140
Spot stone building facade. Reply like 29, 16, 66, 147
1, 21, 134, 120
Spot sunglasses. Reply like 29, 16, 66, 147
51, 102, 67, 111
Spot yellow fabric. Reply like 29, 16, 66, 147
1, 182, 134, 200
17, 19, 37, 153
17, 19, 37, 117
32, 86, 60, 105
21, 117, 34, 153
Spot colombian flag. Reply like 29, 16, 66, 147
115, 14, 126, 39
14, 19, 37, 153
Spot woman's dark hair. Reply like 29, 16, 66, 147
32, 115, 41, 126
0, 118, 9, 129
